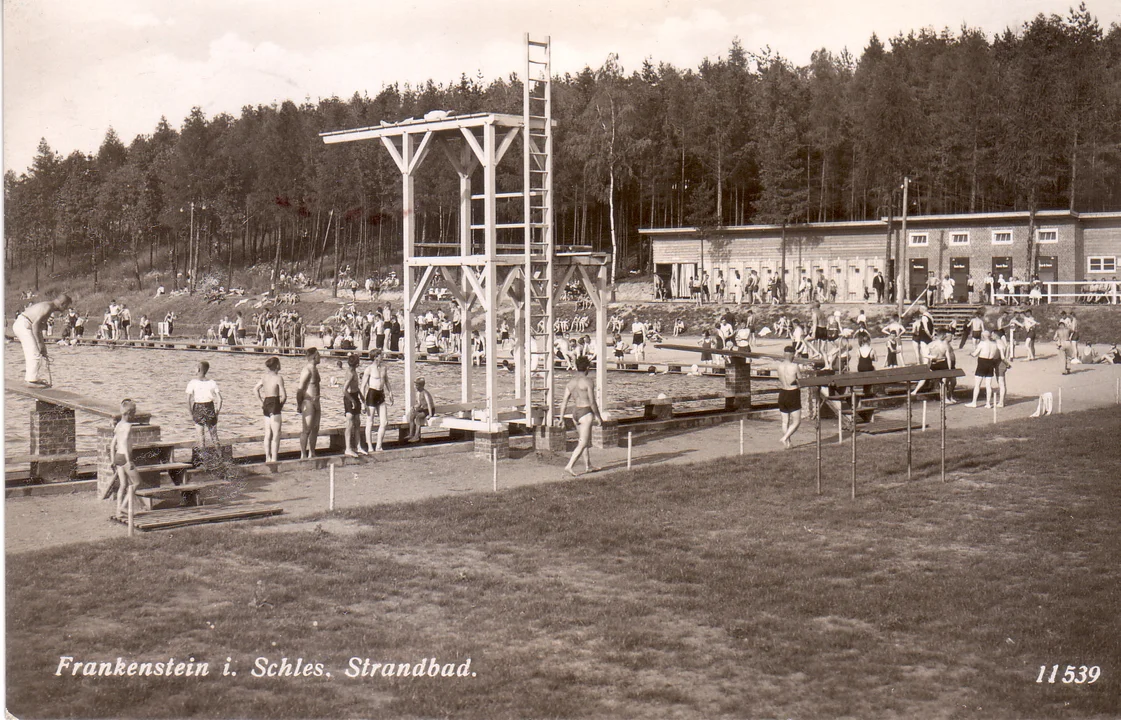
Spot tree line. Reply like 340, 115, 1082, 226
5, 4, 1119, 291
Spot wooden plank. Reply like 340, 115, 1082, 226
115, 504, 284, 531
655, 343, 815, 365
3, 385, 143, 419
5, 453, 80, 463
134, 481, 225, 497
799, 367, 965, 389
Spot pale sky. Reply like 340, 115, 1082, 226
3, 0, 1115, 175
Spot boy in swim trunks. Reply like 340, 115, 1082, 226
342, 353, 366, 457
361, 349, 394, 452
406, 378, 436, 442
186, 361, 222, 447
777, 345, 803, 448
110, 399, 143, 519
296, 347, 322, 459
254, 356, 287, 462
559, 355, 603, 476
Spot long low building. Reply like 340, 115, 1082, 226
641, 210, 1121, 303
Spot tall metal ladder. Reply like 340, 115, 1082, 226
523, 34, 555, 425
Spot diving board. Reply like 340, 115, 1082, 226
5, 385, 150, 422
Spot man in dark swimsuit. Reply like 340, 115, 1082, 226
296, 347, 322, 458
777, 345, 803, 448
342, 353, 366, 457
361, 349, 394, 452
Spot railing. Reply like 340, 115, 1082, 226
903, 287, 931, 315
992, 280, 1120, 305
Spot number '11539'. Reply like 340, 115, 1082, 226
1036, 665, 1100, 684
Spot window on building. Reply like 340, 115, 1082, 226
950, 232, 969, 245
909, 233, 928, 247
992, 230, 1013, 245
1088, 257, 1117, 273
1036, 228, 1059, 244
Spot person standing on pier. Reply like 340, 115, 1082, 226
255, 357, 287, 463
361, 349, 394, 452
777, 345, 803, 449
296, 348, 322, 459
13, 293, 71, 386
186, 361, 222, 447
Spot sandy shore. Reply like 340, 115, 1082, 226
6, 337, 1120, 554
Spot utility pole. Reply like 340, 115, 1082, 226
897, 177, 909, 316
333, 210, 340, 299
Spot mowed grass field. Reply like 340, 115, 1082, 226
7, 408, 1121, 719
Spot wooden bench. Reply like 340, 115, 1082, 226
134, 480, 226, 510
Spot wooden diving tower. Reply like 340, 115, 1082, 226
320, 35, 609, 442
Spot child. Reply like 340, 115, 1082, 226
406, 378, 436, 442
110, 399, 143, 519
254, 356, 286, 462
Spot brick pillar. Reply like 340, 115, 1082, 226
535, 424, 568, 453
29, 401, 76, 483
96, 423, 162, 498
592, 419, 619, 449
725, 357, 752, 411
473, 427, 510, 459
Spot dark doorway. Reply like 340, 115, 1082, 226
909, 259, 928, 302
950, 258, 970, 303
992, 257, 1012, 279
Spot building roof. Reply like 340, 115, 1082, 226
639, 209, 1121, 236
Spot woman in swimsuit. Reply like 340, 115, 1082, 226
360, 349, 394, 452
254, 356, 286, 462
342, 353, 366, 457
558, 355, 602, 477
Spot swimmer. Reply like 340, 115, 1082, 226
777, 345, 803, 448
342, 353, 366, 457
406, 378, 436, 442
360, 349, 393, 452
110, 399, 143, 519
254, 356, 286, 462
296, 347, 321, 459
559, 355, 602, 476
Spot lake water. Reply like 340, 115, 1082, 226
4, 343, 741, 456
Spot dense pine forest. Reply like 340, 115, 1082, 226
5, 5, 1120, 291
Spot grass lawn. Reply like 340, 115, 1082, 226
7, 408, 1120, 719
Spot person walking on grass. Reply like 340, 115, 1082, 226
361, 349, 394, 452
13, 294, 71, 387
559, 355, 603, 477
186, 361, 222, 447
255, 357, 286, 463
296, 347, 322, 459
110, 399, 143, 520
